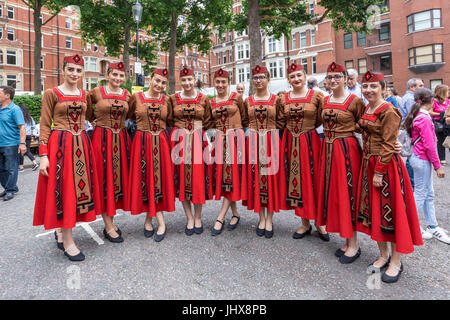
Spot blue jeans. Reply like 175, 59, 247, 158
409, 153, 438, 226
406, 158, 414, 190
0, 146, 19, 194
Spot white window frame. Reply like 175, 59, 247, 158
66, 36, 72, 49
292, 34, 297, 49
65, 17, 72, 29
7, 28, 14, 41
7, 6, 14, 19
6, 49, 16, 65
310, 29, 315, 46
300, 31, 307, 48
6, 74, 16, 88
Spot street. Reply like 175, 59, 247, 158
0, 155, 449, 300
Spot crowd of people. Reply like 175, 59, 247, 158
0, 54, 448, 285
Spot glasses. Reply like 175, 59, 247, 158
252, 75, 267, 81
325, 75, 344, 81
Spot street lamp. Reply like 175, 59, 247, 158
132, 0, 143, 85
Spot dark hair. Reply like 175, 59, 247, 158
0, 86, 15, 100
391, 88, 398, 96
379, 80, 387, 90
402, 88, 434, 136
19, 104, 32, 125
307, 79, 318, 90
434, 84, 449, 104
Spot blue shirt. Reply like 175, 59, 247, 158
386, 96, 399, 109
0, 101, 25, 147
347, 83, 369, 105
400, 90, 415, 121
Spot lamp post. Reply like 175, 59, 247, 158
132, 0, 143, 86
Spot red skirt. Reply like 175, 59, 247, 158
170, 128, 213, 204
33, 130, 102, 230
316, 136, 361, 238
129, 130, 175, 217
91, 127, 131, 216
356, 154, 423, 254
212, 129, 247, 201
279, 129, 321, 220
242, 130, 280, 213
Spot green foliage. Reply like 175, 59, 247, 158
121, 79, 134, 93
129, 40, 159, 75
14, 95, 43, 123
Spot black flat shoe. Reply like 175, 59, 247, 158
367, 257, 390, 274
194, 225, 203, 235
115, 226, 122, 236
144, 226, 155, 238
292, 226, 312, 239
334, 248, 346, 258
382, 263, 403, 283
227, 215, 240, 231
63, 245, 85, 262
339, 248, 361, 264
256, 227, 265, 237
317, 231, 330, 242
154, 228, 166, 242
264, 227, 274, 239
211, 220, 225, 236
54, 231, 64, 251
103, 228, 124, 243
185, 226, 194, 236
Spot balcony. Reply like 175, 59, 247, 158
409, 63, 445, 74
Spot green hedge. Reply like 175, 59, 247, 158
14, 95, 43, 123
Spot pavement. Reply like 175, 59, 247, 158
0, 154, 449, 300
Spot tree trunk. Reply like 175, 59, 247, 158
168, 10, 178, 94
123, 23, 131, 81
33, 1, 42, 94
248, 0, 262, 95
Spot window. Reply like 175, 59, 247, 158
380, 55, 391, 70
310, 29, 315, 46
268, 37, 277, 53
93, 43, 98, 52
345, 60, 354, 70
65, 17, 71, 29
358, 58, 367, 74
7, 6, 13, 19
223, 51, 227, 64
344, 33, 352, 49
40, 56, 44, 69
86, 57, 97, 72
407, 9, 441, 33
312, 56, 316, 74
357, 32, 366, 46
7, 75, 16, 88
408, 44, 443, 66
238, 68, 245, 83
66, 36, 72, 49
301, 58, 308, 74
430, 79, 443, 91
41, 78, 44, 93
379, 23, 390, 41
86, 43, 91, 50
0, 5, 3, 17
246, 67, 250, 81
237, 44, 244, 60
292, 34, 297, 49
300, 31, 307, 48
7, 28, 14, 41
217, 53, 221, 65
309, 3, 314, 16
245, 44, 249, 58
0, 28, 2, 40
269, 62, 278, 78
0, 51, 3, 64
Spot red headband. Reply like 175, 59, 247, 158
63, 54, 84, 66
252, 65, 268, 75
287, 63, 303, 74
214, 68, 229, 79
108, 62, 125, 72
153, 68, 169, 79
362, 71, 384, 83
180, 67, 194, 78
327, 62, 346, 73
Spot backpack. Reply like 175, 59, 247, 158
398, 114, 427, 158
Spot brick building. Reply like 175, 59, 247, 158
0, 0, 211, 93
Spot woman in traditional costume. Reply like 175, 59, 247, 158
278, 63, 329, 241
33, 55, 102, 261
88, 62, 130, 243
128, 68, 175, 242
209, 68, 248, 236
315, 62, 366, 264
168, 67, 213, 236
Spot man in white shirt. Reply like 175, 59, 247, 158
347, 69, 368, 105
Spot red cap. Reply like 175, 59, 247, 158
252, 65, 268, 75
63, 54, 84, 66
108, 62, 125, 72
362, 71, 384, 83
287, 63, 303, 74
179, 67, 194, 78
327, 62, 346, 73
214, 68, 229, 78
153, 68, 169, 79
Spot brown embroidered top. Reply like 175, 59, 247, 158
358, 102, 401, 174
277, 90, 324, 134
168, 92, 213, 131
210, 92, 248, 132
39, 87, 92, 146
88, 86, 131, 132
128, 92, 171, 133
245, 94, 283, 131
322, 93, 366, 142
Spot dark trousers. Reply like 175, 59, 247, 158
0, 146, 19, 194
406, 158, 414, 190
19, 136, 35, 166
436, 131, 448, 161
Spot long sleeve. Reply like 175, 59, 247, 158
85, 90, 95, 123
241, 97, 249, 128
276, 95, 287, 130
38, 89, 57, 155
202, 96, 214, 130
236, 93, 248, 128
127, 93, 137, 122
166, 95, 175, 127
418, 117, 441, 170
353, 97, 366, 123
375, 108, 401, 174
314, 91, 324, 128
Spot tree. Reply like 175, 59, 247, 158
146, 0, 233, 93
233, 0, 384, 93
21, 0, 69, 94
